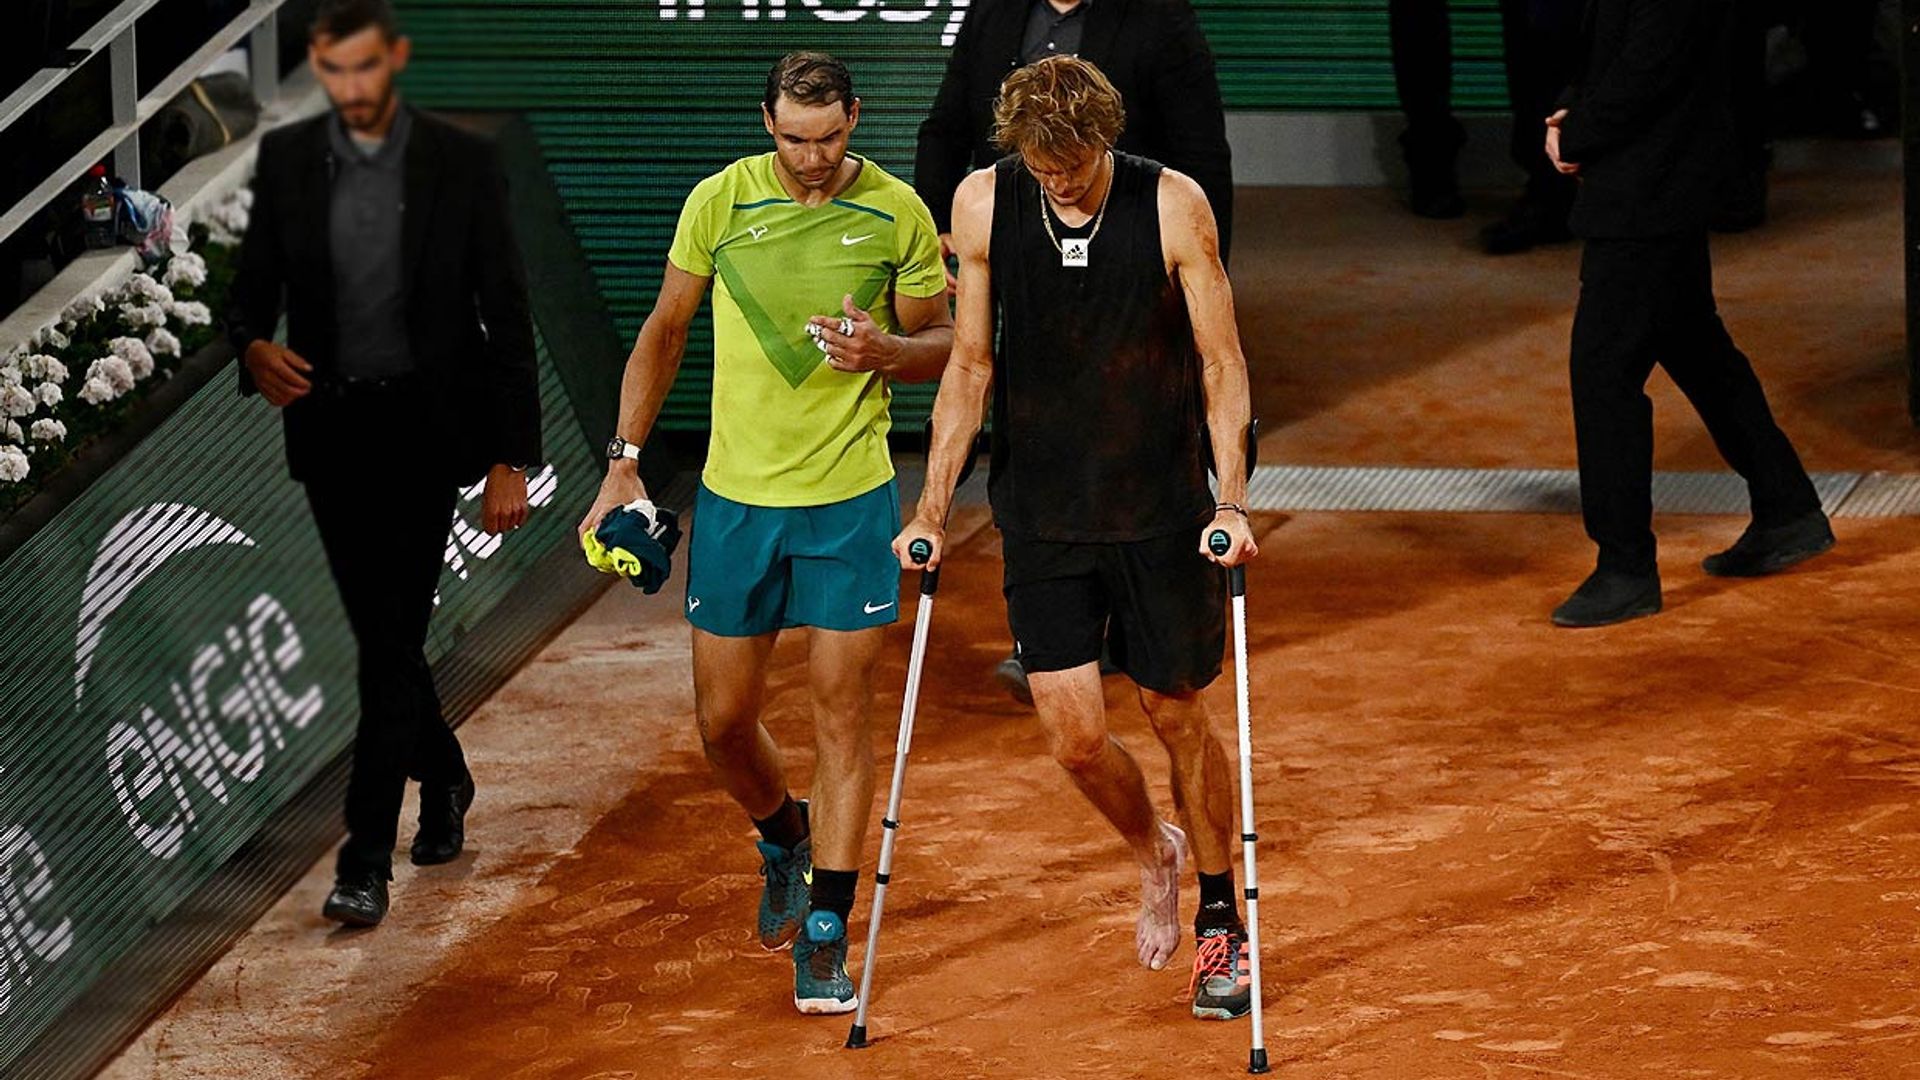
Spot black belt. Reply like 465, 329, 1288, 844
310, 371, 423, 399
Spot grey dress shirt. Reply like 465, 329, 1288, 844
1021, 0, 1089, 64
328, 105, 414, 380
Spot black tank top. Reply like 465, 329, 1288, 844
988, 152, 1212, 542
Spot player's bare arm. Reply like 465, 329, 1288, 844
577, 261, 711, 538
1160, 168, 1258, 568
895, 167, 997, 570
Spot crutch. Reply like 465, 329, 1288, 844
1207, 420, 1268, 1074
846, 432, 978, 1050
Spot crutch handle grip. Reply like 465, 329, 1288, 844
908, 538, 941, 595
1207, 529, 1248, 597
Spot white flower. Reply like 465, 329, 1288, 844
29, 418, 65, 443
20, 355, 66, 383
121, 273, 174, 306
36, 327, 69, 351
0, 384, 35, 418
121, 302, 169, 331
166, 300, 212, 327
61, 294, 105, 325
162, 252, 207, 290
35, 382, 61, 408
231, 187, 253, 213
88, 356, 136, 394
78, 375, 116, 405
0, 419, 21, 443
146, 328, 181, 358
109, 337, 155, 379
0, 445, 29, 482
0, 366, 19, 388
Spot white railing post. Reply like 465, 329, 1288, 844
108, 23, 141, 188
249, 6, 281, 109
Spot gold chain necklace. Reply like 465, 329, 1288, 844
1039, 152, 1114, 264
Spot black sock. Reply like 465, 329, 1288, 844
810, 867, 858, 924
1197, 870, 1239, 931
753, 795, 808, 850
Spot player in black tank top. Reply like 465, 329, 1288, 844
986, 151, 1213, 541
897, 56, 1265, 1024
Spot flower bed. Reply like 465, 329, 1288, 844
0, 187, 250, 518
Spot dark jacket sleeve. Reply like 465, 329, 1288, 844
915, 3, 991, 235
470, 140, 542, 469
225, 133, 285, 395
1145, 0, 1234, 258
1558, 0, 1708, 164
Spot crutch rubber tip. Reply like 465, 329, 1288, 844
1249, 1049, 1270, 1074
846, 1024, 869, 1049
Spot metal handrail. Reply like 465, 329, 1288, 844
0, 0, 166, 133
0, 0, 290, 246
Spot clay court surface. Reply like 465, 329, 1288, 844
104, 169, 1920, 1078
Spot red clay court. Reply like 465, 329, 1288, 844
103, 170, 1920, 1079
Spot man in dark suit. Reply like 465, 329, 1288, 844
915, 0, 1233, 267
227, 0, 540, 925
1545, 0, 1831, 629
916, 0, 1232, 701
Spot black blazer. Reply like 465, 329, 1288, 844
226, 106, 541, 485
1558, 0, 1734, 239
913, 0, 1234, 255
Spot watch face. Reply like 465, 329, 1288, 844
606, 437, 626, 460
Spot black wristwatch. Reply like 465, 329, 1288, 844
606, 436, 641, 462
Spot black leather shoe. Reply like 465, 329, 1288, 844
1479, 200, 1574, 255
1552, 569, 1662, 628
410, 770, 476, 866
1702, 510, 1835, 578
323, 868, 390, 928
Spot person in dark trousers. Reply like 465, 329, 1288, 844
899, 55, 1259, 1021
226, 0, 540, 925
915, 0, 1234, 269
1390, 0, 1582, 254
1545, 0, 1831, 629
917, 0, 1234, 702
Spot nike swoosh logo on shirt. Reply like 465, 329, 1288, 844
864, 600, 895, 614
841, 233, 875, 246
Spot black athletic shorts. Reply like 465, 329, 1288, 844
1002, 527, 1225, 695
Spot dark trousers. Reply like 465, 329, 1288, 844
301, 382, 466, 878
1570, 234, 1821, 574
1388, 0, 1581, 206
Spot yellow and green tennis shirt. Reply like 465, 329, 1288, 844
668, 153, 946, 508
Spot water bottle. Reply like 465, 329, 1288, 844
81, 165, 116, 250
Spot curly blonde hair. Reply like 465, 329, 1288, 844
991, 55, 1126, 160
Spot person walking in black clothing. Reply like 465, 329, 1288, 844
1390, 0, 1582, 254
226, 0, 541, 924
1546, 0, 1831, 628
915, 0, 1234, 268
898, 56, 1259, 1021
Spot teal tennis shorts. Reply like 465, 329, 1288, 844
685, 479, 902, 636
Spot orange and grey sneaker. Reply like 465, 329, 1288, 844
1189, 923, 1253, 1020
